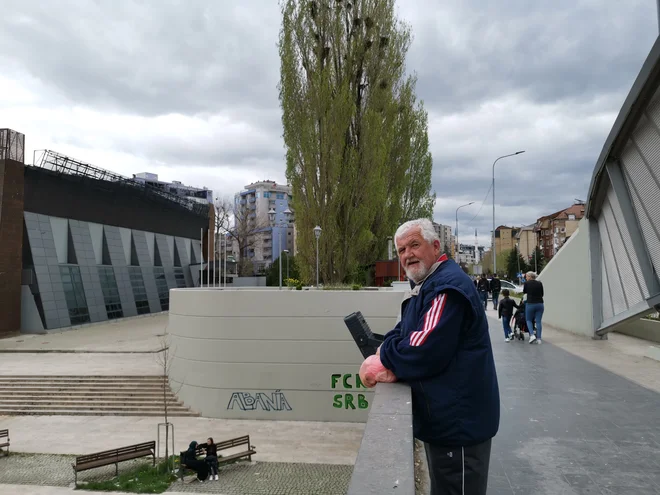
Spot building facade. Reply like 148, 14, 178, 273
457, 244, 485, 265
0, 139, 212, 336
433, 222, 456, 258
132, 172, 213, 204
234, 181, 294, 274
516, 224, 538, 260
494, 226, 520, 256
535, 202, 586, 261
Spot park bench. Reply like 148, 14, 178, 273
179, 434, 256, 481
72, 440, 156, 486
0, 429, 9, 457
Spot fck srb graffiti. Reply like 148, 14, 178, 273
227, 390, 292, 412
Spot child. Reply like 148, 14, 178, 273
497, 289, 519, 342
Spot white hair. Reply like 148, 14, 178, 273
394, 218, 440, 249
526, 271, 537, 280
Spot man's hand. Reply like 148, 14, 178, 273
359, 354, 397, 388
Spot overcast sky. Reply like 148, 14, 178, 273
1, 0, 657, 245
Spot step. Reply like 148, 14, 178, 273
0, 410, 200, 417
0, 403, 193, 412
0, 385, 173, 392
0, 391, 178, 398
0, 375, 164, 379
0, 398, 184, 406
0, 379, 169, 386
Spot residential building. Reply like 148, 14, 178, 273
515, 225, 538, 260
457, 244, 485, 265
494, 226, 520, 255
433, 222, 456, 258
535, 202, 586, 261
233, 180, 294, 274
132, 172, 213, 204
0, 134, 211, 335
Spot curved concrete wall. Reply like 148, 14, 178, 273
168, 289, 402, 422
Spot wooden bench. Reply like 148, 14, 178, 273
0, 429, 9, 457
72, 441, 155, 486
179, 435, 256, 481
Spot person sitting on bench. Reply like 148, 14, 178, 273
181, 441, 209, 482
201, 437, 219, 481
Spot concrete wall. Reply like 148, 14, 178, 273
538, 218, 594, 337
615, 318, 660, 343
233, 276, 267, 287
167, 289, 403, 421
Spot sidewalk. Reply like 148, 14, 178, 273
484, 309, 660, 494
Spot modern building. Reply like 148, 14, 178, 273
233, 180, 294, 274
494, 226, 520, 256
132, 172, 213, 204
535, 202, 586, 260
457, 244, 485, 265
432, 222, 456, 258
0, 132, 213, 336
515, 224, 538, 260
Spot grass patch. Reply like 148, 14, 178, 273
78, 460, 178, 494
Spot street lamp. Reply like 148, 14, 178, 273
269, 207, 292, 290
455, 202, 475, 261
492, 151, 525, 274
313, 225, 322, 286
283, 249, 290, 280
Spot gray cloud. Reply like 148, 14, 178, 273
0, 0, 657, 246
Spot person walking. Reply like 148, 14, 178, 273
477, 273, 490, 310
490, 274, 501, 311
523, 271, 544, 344
497, 289, 518, 342
359, 218, 499, 495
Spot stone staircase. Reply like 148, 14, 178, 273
0, 375, 199, 417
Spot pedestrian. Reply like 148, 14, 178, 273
181, 441, 209, 482
490, 273, 501, 310
523, 271, 544, 344
359, 218, 500, 495
497, 289, 518, 342
201, 437, 219, 481
477, 273, 490, 310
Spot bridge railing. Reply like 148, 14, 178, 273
346, 382, 416, 495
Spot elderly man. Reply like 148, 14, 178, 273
360, 218, 500, 495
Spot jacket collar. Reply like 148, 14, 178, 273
408, 254, 449, 296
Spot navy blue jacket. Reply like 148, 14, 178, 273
379, 257, 500, 447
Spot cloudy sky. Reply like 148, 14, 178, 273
1, 0, 657, 245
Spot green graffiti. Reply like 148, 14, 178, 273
343, 374, 352, 389
344, 394, 355, 409
358, 394, 369, 409
331, 374, 341, 389
332, 394, 342, 408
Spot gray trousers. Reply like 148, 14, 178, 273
424, 438, 492, 495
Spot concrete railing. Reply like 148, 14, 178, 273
346, 382, 415, 495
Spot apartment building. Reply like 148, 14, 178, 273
234, 180, 294, 274
535, 202, 586, 260
515, 224, 538, 260
433, 222, 456, 258
457, 244, 485, 265
494, 226, 520, 255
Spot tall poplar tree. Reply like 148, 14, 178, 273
279, 0, 434, 283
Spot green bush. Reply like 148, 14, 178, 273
352, 284, 362, 291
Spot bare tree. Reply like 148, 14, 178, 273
154, 335, 183, 472
215, 196, 270, 277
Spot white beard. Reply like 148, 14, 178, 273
404, 260, 430, 283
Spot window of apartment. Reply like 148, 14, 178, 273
263, 192, 272, 198
561, 227, 565, 233
128, 267, 150, 315
98, 266, 123, 320
154, 267, 169, 311
568, 214, 575, 220
60, 266, 91, 325
276, 192, 285, 200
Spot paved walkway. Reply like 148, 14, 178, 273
485, 312, 660, 495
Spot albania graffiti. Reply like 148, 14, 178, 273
227, 390, 292, 412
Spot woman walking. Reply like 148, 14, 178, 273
523, 271, 544, 344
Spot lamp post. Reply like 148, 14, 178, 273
492, 151, 525, 274
313, 226, 322, 286
283, 249, 290, 281
455, 202, 475, 262
269, 207, 292, 290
